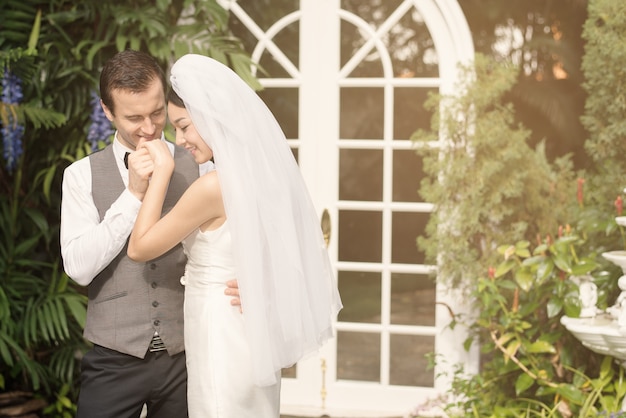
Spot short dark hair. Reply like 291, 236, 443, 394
166, 87, 185, 108
99, 50, 166, 115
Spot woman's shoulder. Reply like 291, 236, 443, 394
190, 169, 221, 196
179, 169, 224, 219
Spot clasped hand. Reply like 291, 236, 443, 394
140, 139, 175, 174
126, 139, 174, 201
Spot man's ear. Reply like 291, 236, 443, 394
101, 99, 114, 122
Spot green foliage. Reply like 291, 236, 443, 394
411, 7, 626, 413
436, 232, 626, 417
0, 7, 89, 407
577, 0, 626, 220
0, 167, 90, 397
581, 0, 626, 168
0, 0, 261, 413
411, 53, 577, 288
42, 384, 78, 417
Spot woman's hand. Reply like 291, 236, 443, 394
141, 139, 175, 177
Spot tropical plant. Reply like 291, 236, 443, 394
0, 6, 85, 402
0, 0, 260, 413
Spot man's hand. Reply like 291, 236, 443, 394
225, 279, 242, 313
127, 145, 154, 201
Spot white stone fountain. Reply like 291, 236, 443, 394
560, 216, 626, 409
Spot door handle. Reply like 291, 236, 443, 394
321, 208, 331, 248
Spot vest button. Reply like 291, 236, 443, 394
152, 301, 159, 307
153, 319, 160, 326
150, 263, 157, 270
151, 282, 157, 289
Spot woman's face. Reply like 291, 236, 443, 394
167, 102, 214, 164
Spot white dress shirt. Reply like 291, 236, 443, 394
60, 134, 209, 286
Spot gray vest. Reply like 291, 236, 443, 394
85, 144, 197, 358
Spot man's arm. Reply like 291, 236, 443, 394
60, 159, 142, 286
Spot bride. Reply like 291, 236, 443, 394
127, 54, 342, 417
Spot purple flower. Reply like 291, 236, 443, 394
87, 91, 114, 151
1, 69, 25, 171
2, 70, 23, 104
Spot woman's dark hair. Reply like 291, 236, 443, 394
167, 87, 185, 108
167, 87, 214, 163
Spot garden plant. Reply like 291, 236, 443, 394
410, 0, 626, 416
0, 0, 258, 415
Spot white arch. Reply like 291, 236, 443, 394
417, 0, 474, 93
414, 0, 478, 393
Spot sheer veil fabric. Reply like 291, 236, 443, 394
170, 54, 343, 386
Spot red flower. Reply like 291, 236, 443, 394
616, 195, 623, 216
488, 266, 496, 279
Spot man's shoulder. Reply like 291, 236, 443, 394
64, 145, 115, 180
88, 144, 114, 162
64, 153, 92, 173
68, 145, 111, 166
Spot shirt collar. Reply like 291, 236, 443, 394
112, 132, 134, 164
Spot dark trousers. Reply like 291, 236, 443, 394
76, 345, 188, 418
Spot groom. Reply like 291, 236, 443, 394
60, 50, 239, 418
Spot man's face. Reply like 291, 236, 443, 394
101, 78, 166, 150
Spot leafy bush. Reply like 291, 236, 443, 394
441, 232, 622, 417
410, 5, 626, 411
410, 215, 626, 417
0, 0, 259, 414
412, 53, 578, 290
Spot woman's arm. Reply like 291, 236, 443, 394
128, 141, 223, 261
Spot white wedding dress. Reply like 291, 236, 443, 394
181, 221, 281, 417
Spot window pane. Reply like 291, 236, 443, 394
338, 271, 381, 324
394, 87, 436, 139
341, 1, 439, 78
228, 4, 299, 77
339, 210, 382, 262
340, 149, 383, 201
391, 211, 428, 264
389, 7, 439, 77
340, 88, 384, 139
390, 334, 435, 386
258, 88, 299, 139
337, 331, 380, 382
392, 150, 424, 202
391, 273, 435, 326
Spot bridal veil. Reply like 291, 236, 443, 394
170, 54, 342, 386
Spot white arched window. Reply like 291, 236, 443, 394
219, 1, 475, 416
